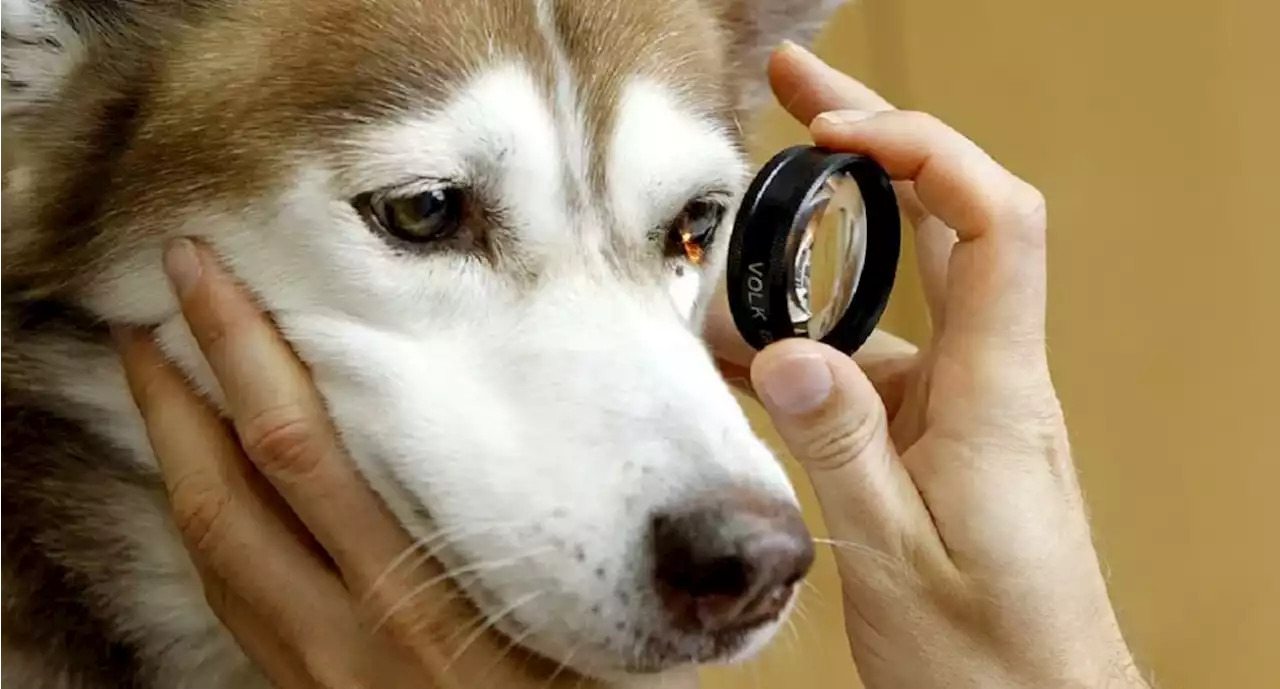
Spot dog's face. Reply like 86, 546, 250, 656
4, 0, 847, 677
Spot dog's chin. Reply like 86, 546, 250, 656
620, 622, 783, 675
506, 593, 797, 681
621, 593, 798, 675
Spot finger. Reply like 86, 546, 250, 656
748, 338, 942, 560
159, 241, 497, 659
115, 327, 358, 649
709, 280, 919, 409
767, 43, 929, 223
765, 43, 947, 325
810, 110, 1048, 353
206, 564, 424, 689
199, 572, 317, 689
767, 41, 896, 125
159, 238, 417, 592
705, 275, 920, 367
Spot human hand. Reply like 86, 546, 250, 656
733, 43, 1150, 689
114, 241, 697, 689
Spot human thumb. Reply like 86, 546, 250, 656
750, 339, 919, 552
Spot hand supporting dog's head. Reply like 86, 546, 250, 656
3, 0, 848, 677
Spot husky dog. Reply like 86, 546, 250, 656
2, 1, 848, 686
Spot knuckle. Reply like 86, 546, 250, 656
1006, 181, 1048, 237
402, 604, 453, 645
366, 582, 469, 655
168, 473, 234, 555
239, 406, 324, 478
798, 402, 886, 472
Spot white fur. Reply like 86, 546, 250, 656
608, 79, 752, 321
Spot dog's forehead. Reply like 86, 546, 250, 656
156, 0, 746, 214
201, 0, 737, 141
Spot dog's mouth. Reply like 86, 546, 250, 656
622, 612, 788, 674
396, 477, 809, 677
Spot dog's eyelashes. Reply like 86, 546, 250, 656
357, 186, 466, 244
664, 199, 726, 266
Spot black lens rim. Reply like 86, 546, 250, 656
726, 145, 901, 355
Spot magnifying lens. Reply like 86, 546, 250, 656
726, 145, 900, 355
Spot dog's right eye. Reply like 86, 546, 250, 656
357, 187, 465, 244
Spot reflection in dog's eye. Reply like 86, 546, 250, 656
356, 185, 466, 245
665, 199, 726, 266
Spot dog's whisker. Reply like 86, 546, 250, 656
811, 536, 913, 576
373, 545, 556, 632
784, 615, 801, 654
540, 640, 585, 689
799, 578, 827, 606
363, 517, 528, 602
393, 517, 541, 588
442, 589, 547, 673
400, 569, 495, 637
795, 593, 815, 622
473, 607, 554, 686
795, 597, 822, 646
362, 521, 497, 605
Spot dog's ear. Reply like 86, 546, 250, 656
715, 0, 852, 115
2, 0, 82, 118
1, 0, 195, 118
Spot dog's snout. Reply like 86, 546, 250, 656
650, 489, 814, 633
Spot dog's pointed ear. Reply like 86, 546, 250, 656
715, 0, 852, 115
2, 0, 84, 118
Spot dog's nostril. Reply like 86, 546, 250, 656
688, 555, 751, 599
650, 490, 815, 633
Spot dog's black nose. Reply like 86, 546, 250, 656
650, 488, 815, 632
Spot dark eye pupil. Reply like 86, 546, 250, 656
682, 201, 720, 242
414, 189, 447, 218
665, 200, 725, 264
370, 187, 463, 243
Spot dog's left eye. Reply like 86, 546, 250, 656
360, 187, 465, 244
665, 200, 726, 265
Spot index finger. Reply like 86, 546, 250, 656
767, 41, 897, 124
159, 237, 415, 593
810, 110, 1048, 354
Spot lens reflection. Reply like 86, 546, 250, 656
786, 172, 868, 339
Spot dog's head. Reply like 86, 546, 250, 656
3, 0, 848, 677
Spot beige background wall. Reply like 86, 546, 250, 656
702, 1, 1280, 687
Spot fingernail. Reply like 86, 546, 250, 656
756, 353, 833, 416
163, 238, 202, 297
778, 39, 816, 59
813, 110, 877, 128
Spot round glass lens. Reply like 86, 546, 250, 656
785, 171, 868, 339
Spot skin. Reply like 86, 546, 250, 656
114, 43, 1149, 689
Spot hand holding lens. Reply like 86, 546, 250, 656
726, 145, 900, 356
